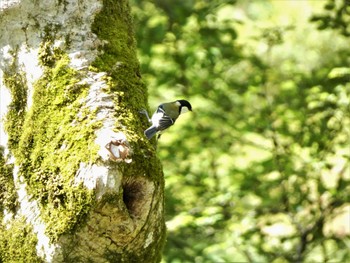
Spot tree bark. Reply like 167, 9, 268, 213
0, 0, 165, 262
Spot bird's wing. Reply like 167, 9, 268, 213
152, 106, 176, 131
157, 114, 175, 131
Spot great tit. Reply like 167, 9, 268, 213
140, 99, 192, 139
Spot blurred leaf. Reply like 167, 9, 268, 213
131, 0, 350, 262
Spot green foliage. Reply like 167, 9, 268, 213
131, 0, 350, 262
310, 0, 350, 37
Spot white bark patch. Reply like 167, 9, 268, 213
0, 74, 11, 148
75, 163, 121, 200
144, 232, 154, 248
13, 166, 60, 261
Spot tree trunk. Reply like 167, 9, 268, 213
0, 0, 165, 262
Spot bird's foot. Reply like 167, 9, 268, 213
139, 109, 151, 123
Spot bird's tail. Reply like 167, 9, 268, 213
144, 126, 158, 139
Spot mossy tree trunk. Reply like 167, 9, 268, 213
0, 0, 165, 262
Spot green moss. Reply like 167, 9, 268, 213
91, 0, 165, 261
2, 0, 165, 259
2, 32, 100, 241
0, 148, 18, 215
3, 56, 28, 152
0, 217, 44, 263
91, 0, 162, 182
18, 49, 98, 239
99, 191, 120, 206
1, 52, 22, 217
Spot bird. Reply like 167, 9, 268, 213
140, 99, 192, 139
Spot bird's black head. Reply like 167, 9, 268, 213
177, 99, 192, 112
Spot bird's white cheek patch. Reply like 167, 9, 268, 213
180, 107, 189, 114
